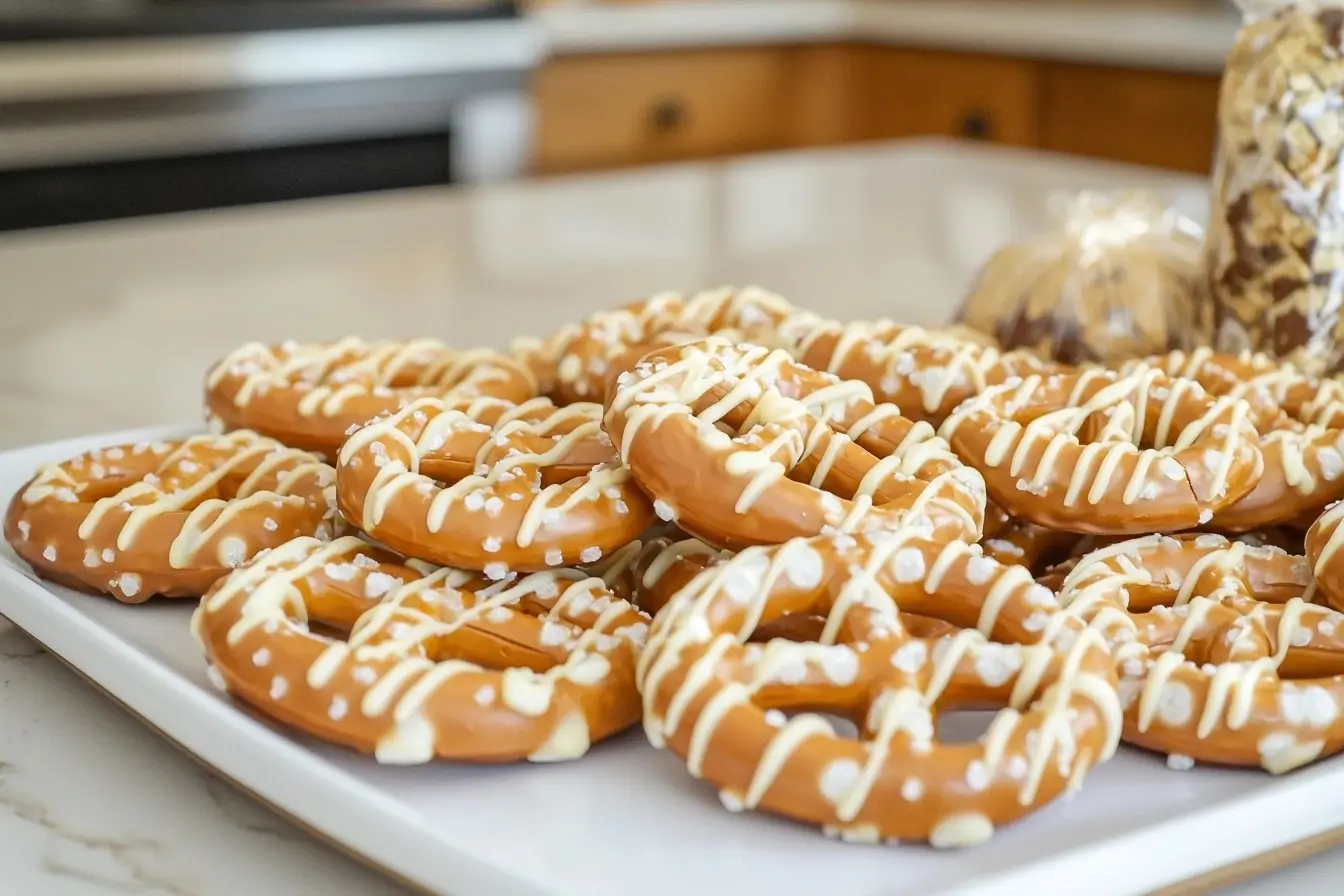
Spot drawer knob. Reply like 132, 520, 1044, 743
650, 98, 688, 132
960, 110, 992, 140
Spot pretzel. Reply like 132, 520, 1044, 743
979, 502, 1081, 573
194, 536, 648, 763
604, 336, 987, 551
939, 366, 1263, 534
777, 315, 1062, 425
205, 338, 536, 455
513, 286, 796, 404
1138, 349, 1344, 530
638, 526, 1120, 846
336, 396, 653, 576
1058, 534, 1344, 772
4, 431, 337, 602
1306, 501, 1344, 612
629, 532, 960, 644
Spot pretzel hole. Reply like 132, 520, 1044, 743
936, 709, 997, 744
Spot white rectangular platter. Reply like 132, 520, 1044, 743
2, 424, 1343, 896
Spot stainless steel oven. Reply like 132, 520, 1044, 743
0, 1, 540, 230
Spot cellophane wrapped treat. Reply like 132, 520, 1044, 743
954, 189, 1210, 366
1206, 0, 1344, 376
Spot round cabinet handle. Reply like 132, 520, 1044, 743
650, 98, 688, 133
960, 110, 992, 141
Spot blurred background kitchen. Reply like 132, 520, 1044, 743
0, 0, 1235, 231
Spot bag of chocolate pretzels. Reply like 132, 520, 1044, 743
954, 189, 1211, 366
1206, 0, 1344, 375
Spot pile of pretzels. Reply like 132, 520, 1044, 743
8, 285, 1344, 851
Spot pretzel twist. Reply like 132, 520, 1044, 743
336, 396, 654, 576
777, 315, 1061, 425
637, 526, 1120, 846
1059, 534, 1344, 772
514, 286, 796, 403
4, 431, 338, 602
194, 536, 648, 763
603, 336, 987, 551
205, 338, 536, 454
1139, 349, 1344, 529
940, 366, 1264, 534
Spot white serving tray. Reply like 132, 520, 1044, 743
3, 425, 1344, 896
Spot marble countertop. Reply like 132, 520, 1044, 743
0, 138, 1338, 894
535, 0, 1242, 73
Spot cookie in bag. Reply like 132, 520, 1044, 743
955, 189, 1211, 367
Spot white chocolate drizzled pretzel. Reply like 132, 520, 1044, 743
1137, 349, 1344, 530
205, 338, 536, 454
513, 286, 796, 403
1059, 533, 1344, 772
336, 396, 654, 576
775, 314, 1061, 425
939, 366, 1263, 534
1307, 501, 1344, 613
637, 526, 1120, 846
193, 536, 648, 763
4, 431, 338, 602
603, 336, 987, 551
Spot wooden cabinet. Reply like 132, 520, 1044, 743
863, 48, 1041, 147
531, 45, 1224, 175
532, 48, 792, 174
1038, 63, 1221, 174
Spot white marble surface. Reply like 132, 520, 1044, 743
0, 138, 1338, 894
534, 0, 1242, 73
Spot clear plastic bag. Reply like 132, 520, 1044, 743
954, 189, 1210, 366
1206, 0, 1344, 376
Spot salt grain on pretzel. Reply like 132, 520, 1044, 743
940, 366, 1263, 534
1060, 534, 1344, 772
205, 338, 536, 454
604, 336, 987, 551
4, 431, 338, 602
194, 536, 648, 763
638, 526, 1120, 846
336, 396, 653, 576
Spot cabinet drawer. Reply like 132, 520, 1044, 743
1040, 63, 1220, 173
533, 49, 790, 173
863, 48, 1041, 146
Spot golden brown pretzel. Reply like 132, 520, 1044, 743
603, 336, 986, 551
638, 526, 1120, 847
630, 532, 960, 643
336, 396, 653, 577
205, 338, 536, 455
194, 535, 648, 763
778, 315, 1062, 425
514, 286, 796, 404
1059, 533, 1344, 772
4, 431, 338, 602
1306, 501, 1344, 612
978, 501, 1082, 573
1138, 349, 1344, 530
940, 365, 1263, 534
